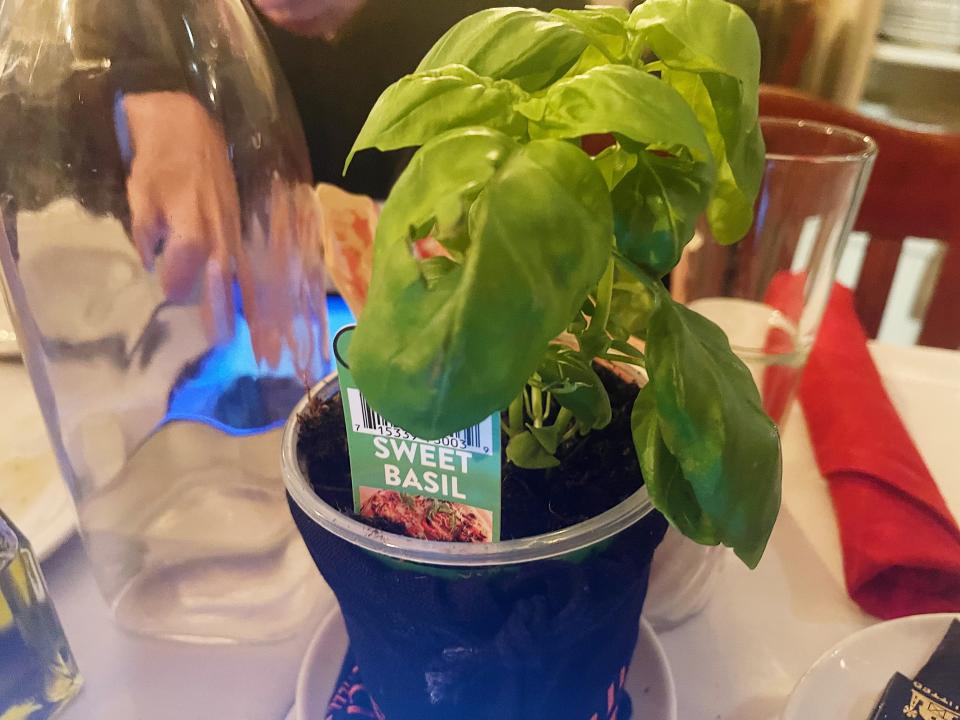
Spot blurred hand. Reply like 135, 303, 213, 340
125, 92, 248, 347
125, 91, 327, 377
253, 0, 367, 39
248, 176, 327, 375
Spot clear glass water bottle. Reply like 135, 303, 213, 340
0, 509, 82, 718
0, 0, 328, 642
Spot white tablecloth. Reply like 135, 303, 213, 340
24, 342, 960, 719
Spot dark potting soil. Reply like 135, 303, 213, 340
296, 365, 644, 540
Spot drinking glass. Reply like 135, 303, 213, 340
0, 0, 328, 642
671, 118, 877, 424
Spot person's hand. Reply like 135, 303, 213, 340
124, 92, 328, 378
247, 175, 327, 376
253, 0, 366, 39
124, 91, 247, 346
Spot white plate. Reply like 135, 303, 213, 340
1, 455, 75, 561
291, 608, 676, 720
0, 446, 76, 562
783, 613, 960, 720
0, 363, 76, 560
0, 295, 19, 359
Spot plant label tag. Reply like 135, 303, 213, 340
334, 326, 501, 542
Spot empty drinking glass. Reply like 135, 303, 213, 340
671, 118, 877, 424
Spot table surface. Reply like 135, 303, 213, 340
13, 340, 959, 720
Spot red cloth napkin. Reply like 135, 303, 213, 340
798, 283, 960, 619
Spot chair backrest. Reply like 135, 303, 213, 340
759, 84, 960, 348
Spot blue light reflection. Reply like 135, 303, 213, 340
164, 294, 354, 435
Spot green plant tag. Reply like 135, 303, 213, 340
334, 326, 502, 542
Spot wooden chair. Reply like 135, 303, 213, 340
759, 84, 960, 348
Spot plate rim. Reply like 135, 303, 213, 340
782, 612, 960, 719
637, 615, 678, 720
293, 608, 676, 720
3, 455, 77, 562
35, 494, 77, 562
294, 604, 340, 720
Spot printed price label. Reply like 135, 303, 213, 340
334, 326, 501, 542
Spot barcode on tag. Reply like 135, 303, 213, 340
346, 387, 494, 456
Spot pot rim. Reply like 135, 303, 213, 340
282, 373, 656, 567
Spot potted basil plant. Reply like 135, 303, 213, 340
283, 1, 781, 718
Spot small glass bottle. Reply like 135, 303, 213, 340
0, 509, 82, 719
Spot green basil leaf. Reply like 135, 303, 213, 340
519, 65, 713, 167
630, 0, 764, 244
347, 65, 526, 169
662, 69, 764, 244
592, 144, 638, 191
629, 0, 760, 112
551, 6, 630, 62
507, 430, 560, 469
419, 256, 459, 290
350, 128, 613, 439
607, 264, 657, 341
560, 44, 617, 78
567, 314, 588, 335
632, 386, 720, 544
528, 424, 562, 455
417, 8, 589, 91
537, 346, 612, 430
608, 338, 645, 361
645, 296, 781, 567
611, 151, 712, 274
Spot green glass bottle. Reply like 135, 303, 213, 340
0, 509, 81, 719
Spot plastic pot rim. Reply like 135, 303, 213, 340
282, 373, 656, 568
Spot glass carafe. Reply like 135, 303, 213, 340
0, 0, 328, 642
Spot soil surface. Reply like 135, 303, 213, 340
296, 366, 645, 541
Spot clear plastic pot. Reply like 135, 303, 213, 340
283, 375, 668, 720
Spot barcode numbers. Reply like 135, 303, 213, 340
346, 387, 493, 455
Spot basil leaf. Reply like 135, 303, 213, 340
551, 7, 630, 62
611, 151, 712, 274
592, 144, 638, 191
608, 339, 645, 362
630, 0, 760, 107
630, 0, 764, 244
632, 386, 719, 544
347, 65, 526, 169
520, 65, 713, 167
608, 279, 655, 342
417, 8, 589, 92
350, 128, 613, 439
528, 424, 562, 455
537, 346, 612, 430
561, 45, 618, 78
662, 69, 764, 245
419, 256, 459, 290
645, 296, 781, 567
507, 430, 560, 469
